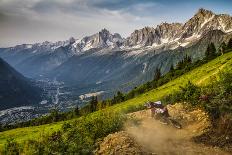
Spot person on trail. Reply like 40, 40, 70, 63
144, 101, 182, 129
145, 101, 169, 119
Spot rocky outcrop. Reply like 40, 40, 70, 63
156, 22, 182, 40
124, 27, 156, 46
124, 23, 182, 47
124, 8, 232, 49
77, 28, 124, 51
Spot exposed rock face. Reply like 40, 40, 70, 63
156, 22, 182, 41
124, 24, 166, 48
124, 23, 183, 47
124, 8, 232, 49
179, 8, 232, 40
124, 27, 156, 46
77, 28, 124, 51
180, 8, 215, 39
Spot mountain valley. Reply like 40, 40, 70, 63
1, 8, 232, 124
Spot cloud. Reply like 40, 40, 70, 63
0, 0, 163, 47
0, 0, 231, 47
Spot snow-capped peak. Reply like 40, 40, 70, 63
5, 8, 232, 56
122, 8, 232, 52
76, 28, 124, 52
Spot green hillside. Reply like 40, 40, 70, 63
1, 51, 232, 149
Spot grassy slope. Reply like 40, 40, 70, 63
1, 51, 232, 147
0, 122, 62, 148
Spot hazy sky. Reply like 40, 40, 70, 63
0, 0, 232, 47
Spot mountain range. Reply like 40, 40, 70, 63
0, 8, 232, 112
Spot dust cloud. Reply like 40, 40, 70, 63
97, 105, 229, 155
124, 108, 229, 155
126, 118, 189, 154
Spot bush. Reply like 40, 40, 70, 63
180, 82, 200, 104
3, 139, 20, 155
219, 72, 232, 94
6, 111, 126, 154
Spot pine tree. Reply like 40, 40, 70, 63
154, 67, 161, 81
170, 64, 174, 72
219, 42, 226, 55
227, 38, 232, 49
205, 43, 217, 59
183, 55, 192, 65
186, 55, 192, 64
205, 45, 210, 58
50, 109, 59, 122
90, 96, 98, 112
0, 123, 2, 132
74, 105, 80, 116
99, 100, 106, 109
176, 60, 184, 70
210, 43, 217, 57
115, 91, 124, 103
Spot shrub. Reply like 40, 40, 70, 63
219, 72, 232, 94
3, 139, 20, 155
180, 81, 200, 104
13, 111, 126, 154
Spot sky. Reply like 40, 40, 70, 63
0, 0, 232, 47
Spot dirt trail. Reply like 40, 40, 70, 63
96, 103, 230, 155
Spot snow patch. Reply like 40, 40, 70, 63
105, 70, 110, 74
225, 29, 232, 33
180, 42, 190, 47
217, 17, 232, 33
96, 81, 102, 84
125, 49, 144, 56
82, 41, 93, 51
106, 40, 114, 46
170, 43, 180, 50
128, 44, 143, 50
151, 43, 159, 47
73, 39, 81, 48
26, 44, 32, 49
32, 50, 37, 53
173, 37, 181, 42
51, 46, 61, 50
142, 63, 147, 73
201, 15, 215, 28
185, 33, 201, 41
40, 100, 48, 105
161, 38, 169, 44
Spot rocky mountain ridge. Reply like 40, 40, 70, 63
75, 28, 124, 52
2, 9, 232, 56
124, 8, 232, 50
